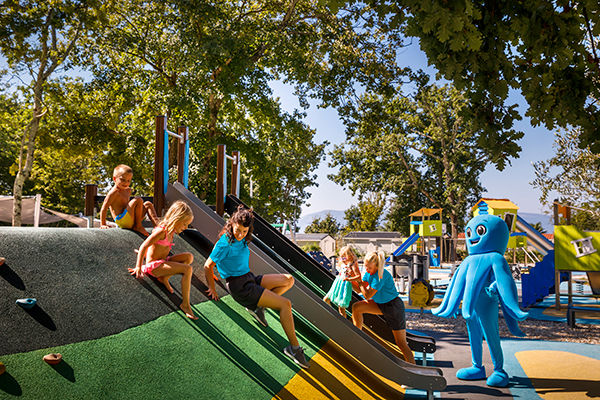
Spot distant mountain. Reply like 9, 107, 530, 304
298, 210, 346, 233
297, 209, 554, 234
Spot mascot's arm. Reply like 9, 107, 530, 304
491, 255, 528, 322
432, 259, 468, 318
487, 281, 526, 337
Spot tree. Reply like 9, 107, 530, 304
0, 91, 26, 194
382, 191, 426, 236
304, 213, 341, 237
532, 128, 600, 207
331, 83, 522, 258
83, 0, 405, 221
343, 193, 386, 232
373, 1, 600, 151
0, 1, 102, 225
531, 222, 547, 235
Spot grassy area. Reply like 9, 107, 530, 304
0, 296, 327, 400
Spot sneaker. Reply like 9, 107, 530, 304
246, 307, 268, 327
284, 345, 309, 369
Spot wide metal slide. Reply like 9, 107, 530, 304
167, 182, 446, 395
225, 194, 437, 355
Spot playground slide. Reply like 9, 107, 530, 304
391, 232, 420, 257
167, 183, 446, 393
224, 194, 436, 355
515, 215, 554, 255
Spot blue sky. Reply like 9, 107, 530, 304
270, 41, 557, 219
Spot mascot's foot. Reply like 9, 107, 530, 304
486, 370, 509, 387
457, 365, 486, 380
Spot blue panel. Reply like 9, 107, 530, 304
163, 131, 169, 194
183, 140, 190, 188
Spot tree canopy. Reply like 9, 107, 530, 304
330, 83, 522, 254
374, 0, 600, 151
1, 0, 407, 223
304, 212, 341, 237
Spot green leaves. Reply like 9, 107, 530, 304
331, 82, 521, 238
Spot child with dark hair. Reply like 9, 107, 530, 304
204, 205, 309, 369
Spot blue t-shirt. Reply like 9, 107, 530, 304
362, 269, 398, 304
209, 234, 250, 279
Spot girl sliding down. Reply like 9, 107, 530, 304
129, 200, 197, 320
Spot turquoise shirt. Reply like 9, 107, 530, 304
362, 269, 398, 304
209, 234, 250, 279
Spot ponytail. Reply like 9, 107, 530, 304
365, 250, 386, 279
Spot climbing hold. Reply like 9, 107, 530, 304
0, 362, 5, 375
16, 298, 37, 309
43, 353, 62, 365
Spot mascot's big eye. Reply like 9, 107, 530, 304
476, 225, 487, 236
466, 227, 472, 238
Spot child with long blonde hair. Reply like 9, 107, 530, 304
129, 200, 197, 320
323, 245, 361, 316
352, 250, 414, 364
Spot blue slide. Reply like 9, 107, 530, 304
388, 232, 420, 260
516, 215, 567, 307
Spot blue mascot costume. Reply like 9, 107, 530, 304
432, 210, 528, 387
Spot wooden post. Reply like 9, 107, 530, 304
216, 144, 226, 216
231, 150, 240, 197
177, 126, 188, 186
553, 198, 559, 225
84, 184, 97, 216
154, 116, 167, 216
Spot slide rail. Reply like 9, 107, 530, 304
167, 183, 446, 392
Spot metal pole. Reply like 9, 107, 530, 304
34, 194, 41, 228
231, 150, 240, 197
177, 126, 188, 187
216, 144, 226, 216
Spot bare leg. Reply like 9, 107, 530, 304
151, 260, 197, 320
393, 329, 415, 364
323, 296, 331, 305
158, 252, 193, 293
260, 274, 294, 296
257, 289, 299, 346
128, 197, 148, 236
338, 307, 346, 317
144, 201, 160, 227
351, 299, 382, 330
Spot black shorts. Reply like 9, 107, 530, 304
377, 297, 406, 331
225, 272, 265, 310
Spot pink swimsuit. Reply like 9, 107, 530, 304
141, 226, 174, 277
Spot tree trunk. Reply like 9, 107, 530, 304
12, 87, 44, 226
449, 213, 458, 262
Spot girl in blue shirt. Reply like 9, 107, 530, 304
203, 205, 309, 369
352, 250, 415, 364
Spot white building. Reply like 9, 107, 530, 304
342, 231, 404, 255
286, 233, 337, 257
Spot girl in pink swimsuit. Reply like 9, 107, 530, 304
129, 200, 198, 320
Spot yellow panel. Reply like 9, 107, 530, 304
515, 350, 600, 399
272, 340, 406, 400
555, 225, 600, 271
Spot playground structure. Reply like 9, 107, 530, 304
409, 208, 443, 267
552, 201, 600, 326
82, 119, 446, 397
85, 115, 190, 219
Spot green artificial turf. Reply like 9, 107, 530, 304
0, 296, 327, 400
